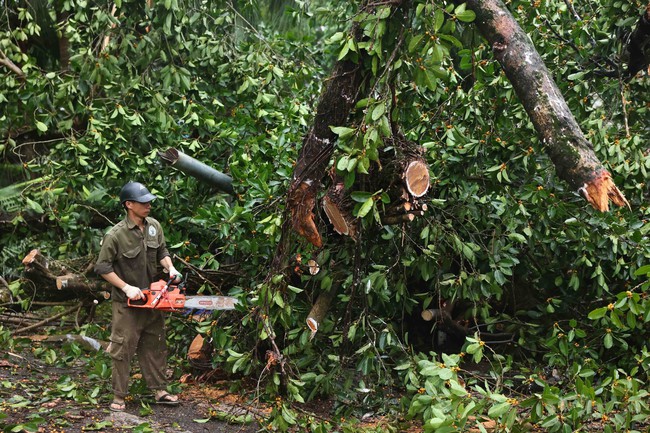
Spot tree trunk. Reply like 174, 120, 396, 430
625, 3, 650, 81
287, 55, 365, 247
57, 10, 71, 70
466, 0, 628, 211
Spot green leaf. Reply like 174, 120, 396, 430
25, 197, 44, 213
434, 9, 445, 32
634, 265, 650, 276
371, 103, 385, 121
35, 121, 48, 132
455, 10, 476, 22
408, 34, 423, 53
337, 155, 350, 171
588, 307, 608, 320
603, 333, 613, 349
508, 233, 526, 243
351, 191, 373, 202
330, 126, 356, 138
357, 197, 374, 218
488, 401, 511, 418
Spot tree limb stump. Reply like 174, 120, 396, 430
306, 288, 337, 339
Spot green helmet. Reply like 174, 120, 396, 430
119, 182, 157, 203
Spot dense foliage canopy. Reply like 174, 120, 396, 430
1, 0, 650, 431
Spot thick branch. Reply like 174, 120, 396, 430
306, 288, 337, 339
466, 0, 628, 211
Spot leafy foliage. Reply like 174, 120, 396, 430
1, 0, 650, 431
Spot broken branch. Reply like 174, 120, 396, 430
0, 48, 25, 77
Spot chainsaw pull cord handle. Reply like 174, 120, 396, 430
150, 277, 175, 308
178, 273, 188, 294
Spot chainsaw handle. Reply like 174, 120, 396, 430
128, 293, 149, 306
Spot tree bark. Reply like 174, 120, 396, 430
466, 0, 629, 211
287, 55, 365, 247
306, 287, 337, 339
625, 3, 650, 81
57, 10, 71, 70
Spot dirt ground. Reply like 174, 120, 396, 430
0, 347, 266, 433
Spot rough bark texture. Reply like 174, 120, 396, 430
466, 0, 628, 211
287, 58, 365, 247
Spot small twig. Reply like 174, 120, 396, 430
562, 0, 581, 21
173, 255, 224, 294
620, 82, 630, 137
11, 303, 82, 335
29, 301, 78, 306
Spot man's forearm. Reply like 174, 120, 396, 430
101, 272, 127, 290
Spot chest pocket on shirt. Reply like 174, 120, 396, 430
122, 245, 142, 261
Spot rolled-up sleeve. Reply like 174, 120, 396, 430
94, 235, 117, 275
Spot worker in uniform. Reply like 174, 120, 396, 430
95, 181, 181, 412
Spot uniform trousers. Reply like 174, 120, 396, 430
107, 301, 168, 398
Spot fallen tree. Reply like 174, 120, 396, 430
465, 0, 629, 211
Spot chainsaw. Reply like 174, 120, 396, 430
127, 278, 239, 311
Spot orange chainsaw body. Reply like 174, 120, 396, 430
127, 279, 186, 311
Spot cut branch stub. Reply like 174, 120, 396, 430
306, 288, 337, 339
404, 159, 430, 198
322, 177, 357, 238
323, 195, 354, 236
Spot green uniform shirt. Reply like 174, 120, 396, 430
95, 215, 170, 302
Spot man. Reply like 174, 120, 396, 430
95, 181, 182, 412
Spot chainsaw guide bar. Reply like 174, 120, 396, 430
127, 279, 238, 311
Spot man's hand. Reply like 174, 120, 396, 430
167, 266, 182, 283
122, 284, 144, 300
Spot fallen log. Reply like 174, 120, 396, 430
20, 249, 111, 307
